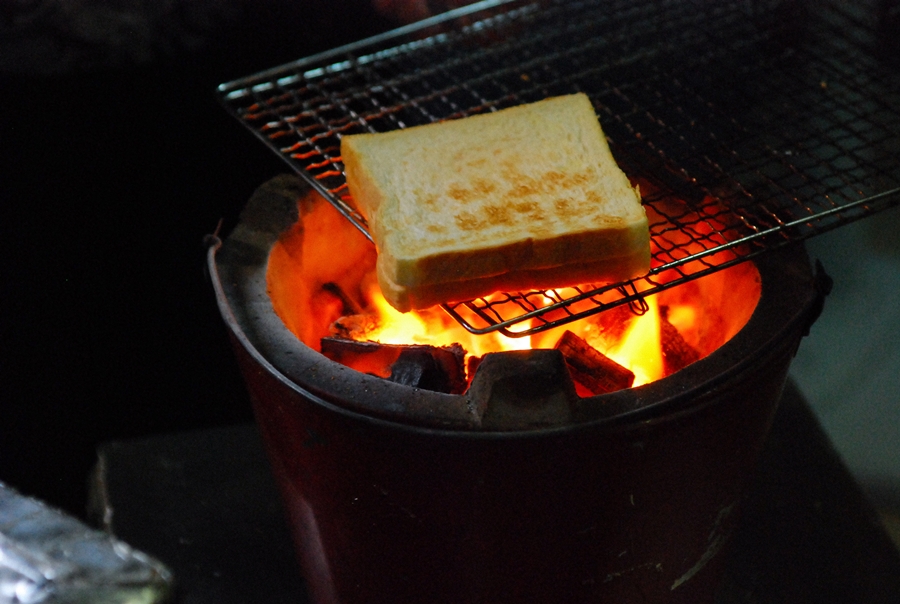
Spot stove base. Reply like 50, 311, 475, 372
91, 380, 900, 604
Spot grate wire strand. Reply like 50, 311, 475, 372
218, 0, 900, 336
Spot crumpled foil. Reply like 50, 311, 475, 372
0, 482, 172, 604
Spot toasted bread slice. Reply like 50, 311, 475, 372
341, 93, 649, 311
375, 250, 651, 312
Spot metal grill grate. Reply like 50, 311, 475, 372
218, 0, 900, 336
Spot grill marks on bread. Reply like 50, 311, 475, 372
452, 169, 597, 234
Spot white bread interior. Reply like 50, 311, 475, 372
341, 93, 649, 312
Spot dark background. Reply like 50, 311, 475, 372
2, 0, 899, 534
0, 0, 402, 518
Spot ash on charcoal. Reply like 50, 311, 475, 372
321, 337, 467, 394
389, 347, 465, 393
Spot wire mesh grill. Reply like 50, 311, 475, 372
218, 0, 900, 336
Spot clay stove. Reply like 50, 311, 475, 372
208, 175, 827, 604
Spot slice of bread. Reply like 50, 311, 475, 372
341, 93, 649, 312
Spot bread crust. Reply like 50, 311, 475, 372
376, 244, 650, 312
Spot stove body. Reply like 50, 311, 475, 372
208, 176, 826, 604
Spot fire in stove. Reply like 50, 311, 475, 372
266, 185, 761, 399
211, 172, 823, 604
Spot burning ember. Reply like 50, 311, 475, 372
267, 188, 761, 397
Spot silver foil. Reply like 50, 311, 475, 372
0, 482, 172, 604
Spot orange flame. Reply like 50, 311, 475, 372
597, 296, 663, 387
362, 282, 672, 387
266, 188, 760, 394
364, 283, 533, 358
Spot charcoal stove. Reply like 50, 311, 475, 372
207, 0, 899, 602
207, 174, 826, 603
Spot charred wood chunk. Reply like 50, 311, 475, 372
320, 337, 467, 394
394, 342, 466, 394
320, 336, 401, 378
555, 330, 634, 395
389, 344, 467, 394
660, 315, 701, 376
